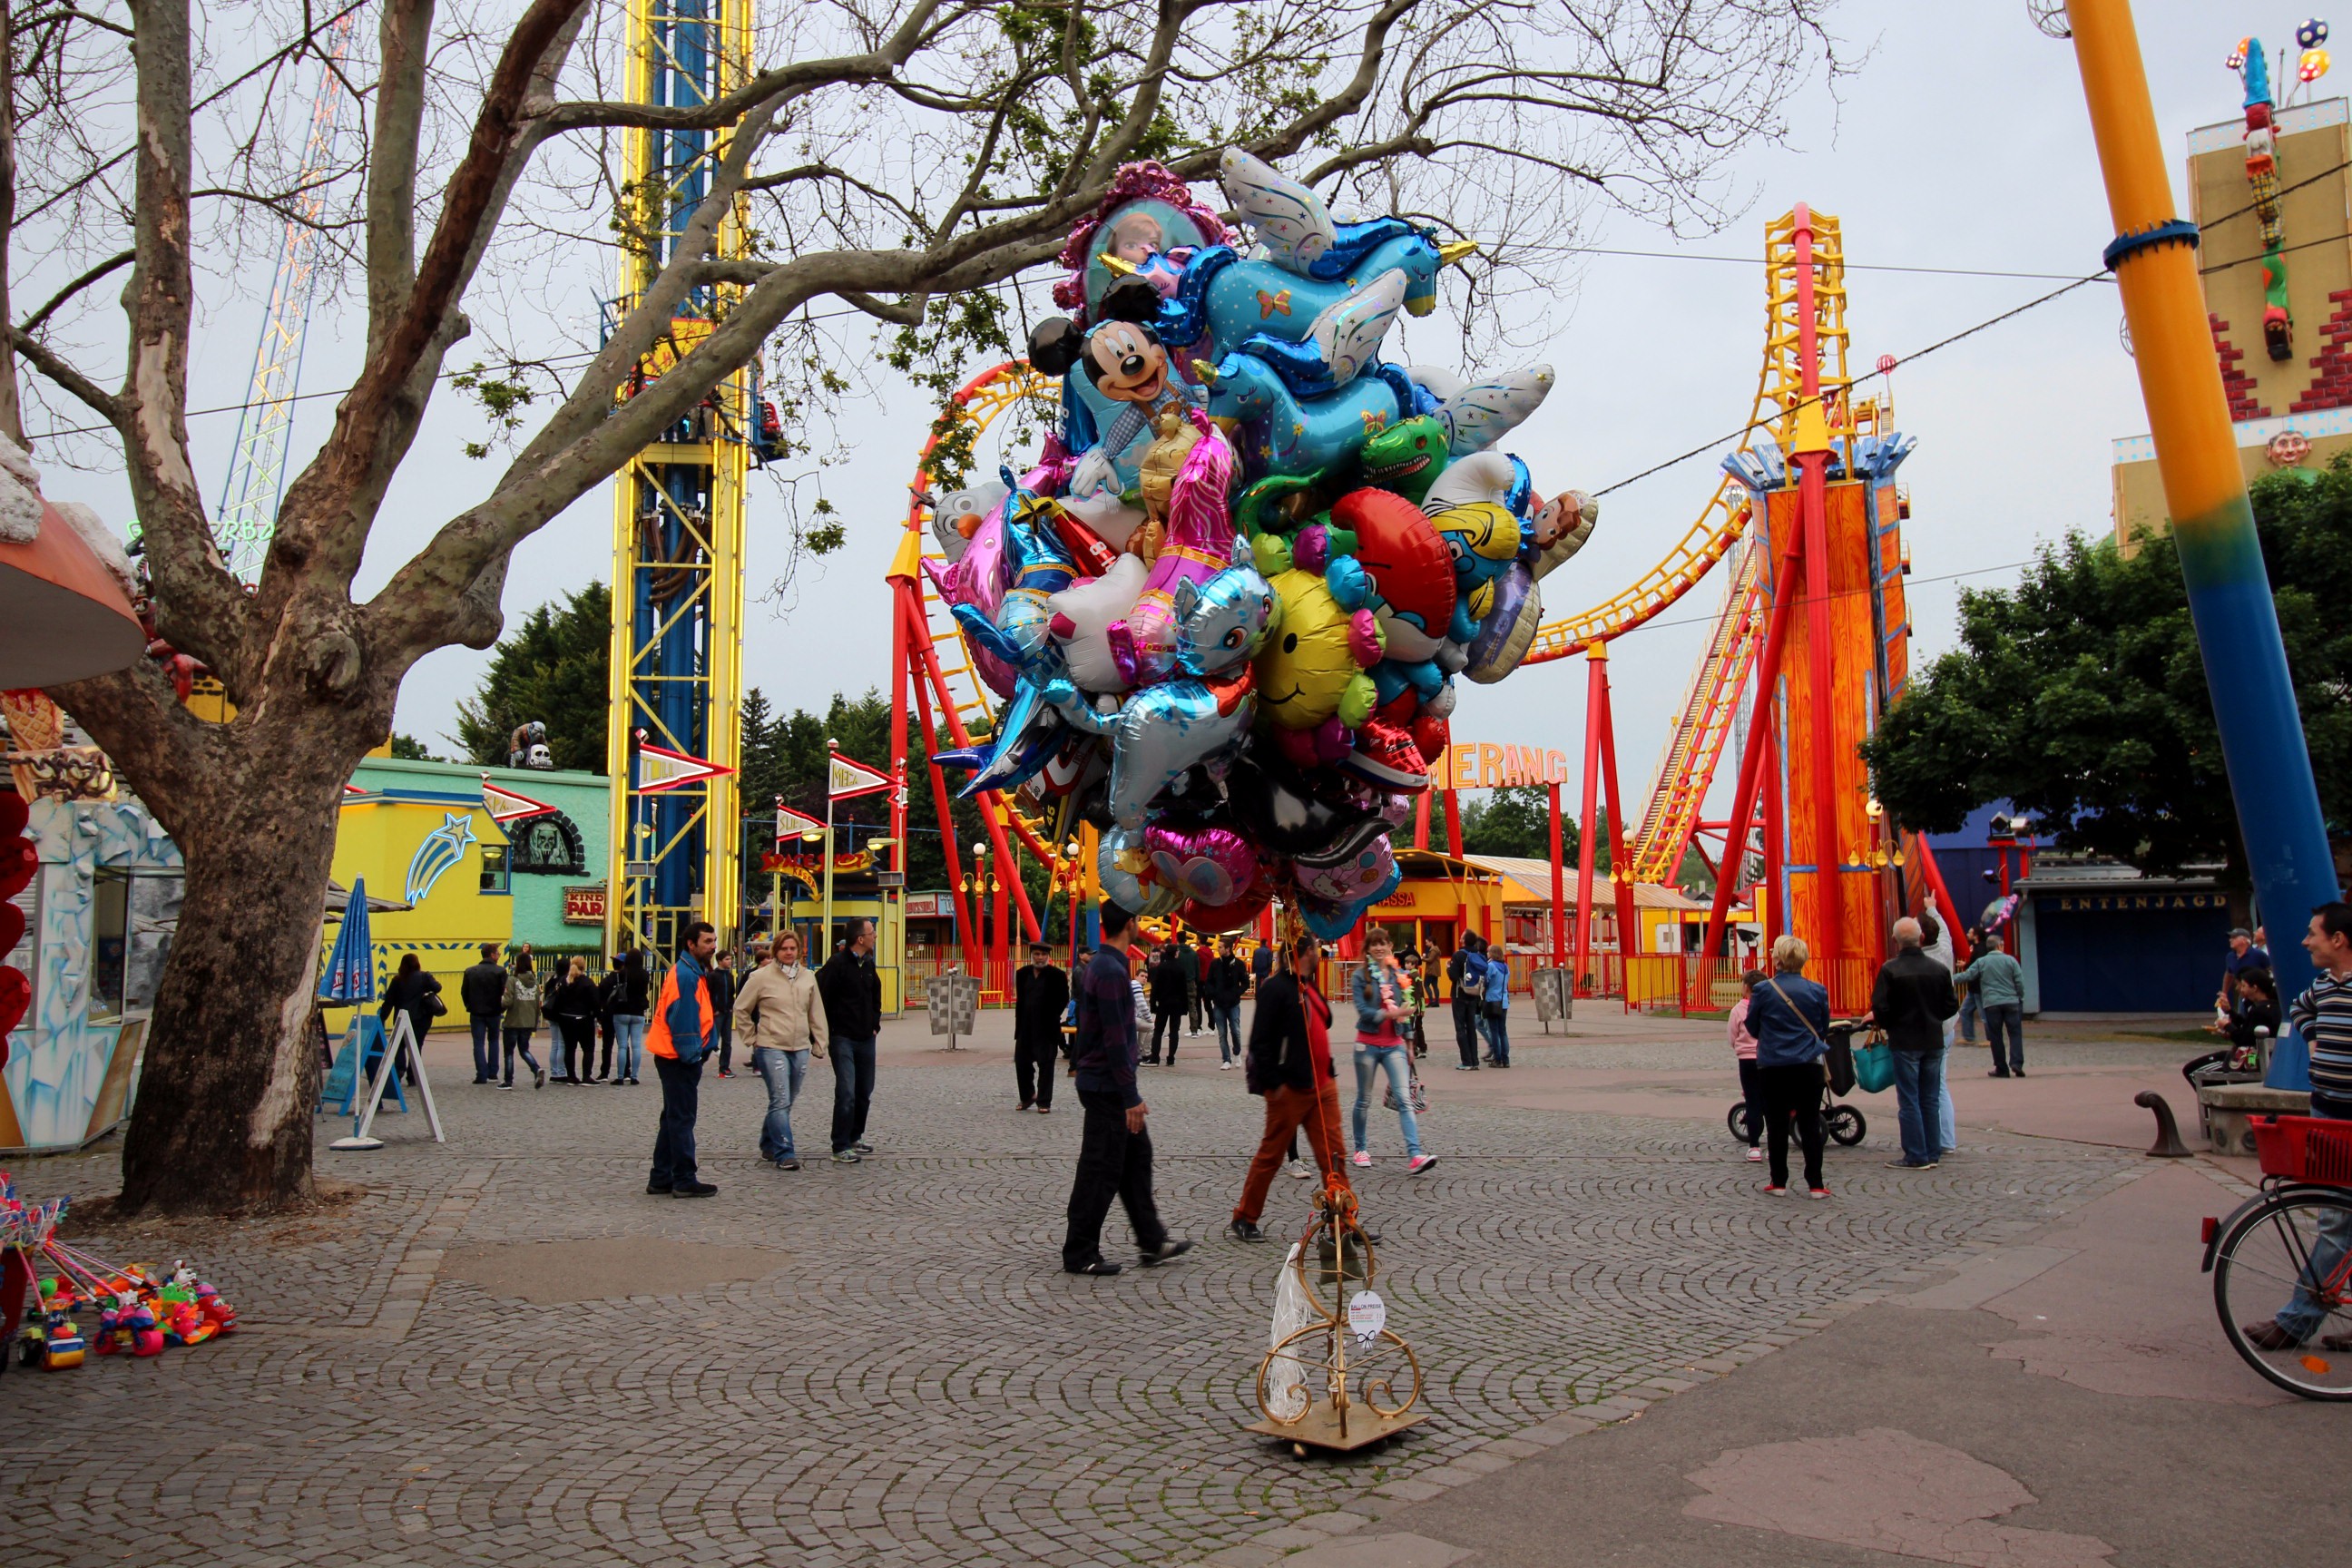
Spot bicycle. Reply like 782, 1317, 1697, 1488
2203, 1113, 2352, 1400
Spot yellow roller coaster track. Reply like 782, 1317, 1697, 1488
1523, 206, 1862, 663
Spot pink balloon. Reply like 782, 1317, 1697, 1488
1142, 821, 1260, 906
1294, 832, 1396, 904
1116, 414, 1239, 684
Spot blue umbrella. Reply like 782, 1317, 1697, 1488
319, 876, 377, 1004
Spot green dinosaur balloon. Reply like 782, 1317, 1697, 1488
1355, 415, 1451, 505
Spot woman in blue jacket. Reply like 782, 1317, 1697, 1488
1744, 934, 1834, 1198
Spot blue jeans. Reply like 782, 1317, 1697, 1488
1938, 1063, 1958, 1152
1983, 1004, 2024, 1073
2278, 1099, 2352, 1341
501, 1027, 540, 1083
830, 1035, 877, 1153
754, 1047, 808, 1161
1890, 1046, 1946, 1166
1956, 990, 1982, 1044
1479, 1010, 1510, 1065
1352, 1044, 1423, 1158
469, 1014, 500, 1080
649, 1052, 702, 1187
612, 1013, 646, 1080
1211, 1001, 1243, 1063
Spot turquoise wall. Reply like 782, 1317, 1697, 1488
349, 756, 611, 951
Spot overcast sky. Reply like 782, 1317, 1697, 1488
37, 1, 2255, 821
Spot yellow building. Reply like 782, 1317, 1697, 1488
1361, 849, 1509, 971
329, 781, 515, 995
2113, 96, 2352, 546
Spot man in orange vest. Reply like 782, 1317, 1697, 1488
646, 920, 720, 1197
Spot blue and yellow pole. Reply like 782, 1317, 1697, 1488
2067, 0, 2338, 1087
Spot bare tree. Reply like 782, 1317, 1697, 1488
5, 0, 1840, 1213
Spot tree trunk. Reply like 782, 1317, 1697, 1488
113, 728, 357, 1213
57, 633, 393, 1216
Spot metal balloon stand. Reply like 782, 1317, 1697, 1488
1247, 1181, 1427, 1456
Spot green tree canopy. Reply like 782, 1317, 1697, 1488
1860, 465, 2352, 896
454, 583, 612, 772
1458, 786, 1593, 867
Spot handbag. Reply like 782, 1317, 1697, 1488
426, 991, 449, 1018
1849, 1028, 1895, 1094
1382, 1054, 1429, 1115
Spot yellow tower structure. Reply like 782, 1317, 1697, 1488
604, 0, 752, 958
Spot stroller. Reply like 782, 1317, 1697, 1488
1726, 1019, 1869, 1149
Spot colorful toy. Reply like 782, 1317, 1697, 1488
4, 1171, 240, 1374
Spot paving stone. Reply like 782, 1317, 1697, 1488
0, 1024, 2135, 1565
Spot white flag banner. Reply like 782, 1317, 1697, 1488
638, 741, 732, 795
828, 751, 892, 801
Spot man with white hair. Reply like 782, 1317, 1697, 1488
1956, 933, 2028, 1077
1867, 916, 1959, 1171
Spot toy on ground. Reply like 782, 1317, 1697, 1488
3, 1171, 239, 1373
925, 152, 1594, 928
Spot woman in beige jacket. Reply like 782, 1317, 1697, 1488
734, 930, 828, 1170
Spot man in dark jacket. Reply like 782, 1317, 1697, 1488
1014, 941, 1069, 1112
1147, 941, 1190, 1064
460, 943, 507, 1084
1867, 916, 1960, 1171
1230, 933, 1349, 1240
1206, 936, 1250, 1068
1446, 942, 1481, 1069
708, 950, 739, 1078
1063, 903, 1190, 1276
818, 919, 884, 1162
1186, 934, 1210, 1037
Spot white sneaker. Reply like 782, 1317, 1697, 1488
1286, 1159, 1312, 1181
1350, 1151, 1372, 1169
1219, 1060, 1233, 1071
1746, 1146, 1764, 1162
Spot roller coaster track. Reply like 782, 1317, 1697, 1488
1527, 207, 1862, 884
898, 363, 1067, 870
1623, 541, 1764, 884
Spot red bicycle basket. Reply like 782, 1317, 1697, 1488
2251, 1115, 2352, 1185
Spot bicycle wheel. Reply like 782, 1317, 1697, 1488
2213, 1188, 2352, 1400
1726, 1102, 1750, 1142
1828, 1104, 1866, 1146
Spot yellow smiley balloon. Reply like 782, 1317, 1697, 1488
1254, 569, 1360, 730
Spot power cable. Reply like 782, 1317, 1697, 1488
1606, 556, 2043, 643
1586, 270, 2111, 501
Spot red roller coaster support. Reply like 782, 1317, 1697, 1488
1911, 834, 1968, 950
1596, 655, 1637, 984
1702, 545, 1805, 967
1572, 650, 1607, 995
1547, 779, 1567, 971
1791, 205, 1846, 982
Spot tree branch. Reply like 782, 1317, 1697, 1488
119, 0, 247, 681
17, 248, 134, 334
6, 325, 122, 426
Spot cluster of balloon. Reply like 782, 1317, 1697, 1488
926, 153, 1600, 936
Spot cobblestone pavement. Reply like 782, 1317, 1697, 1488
2, 1019, 2144, 1567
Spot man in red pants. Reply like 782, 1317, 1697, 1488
1230, 933, 1351, 1241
